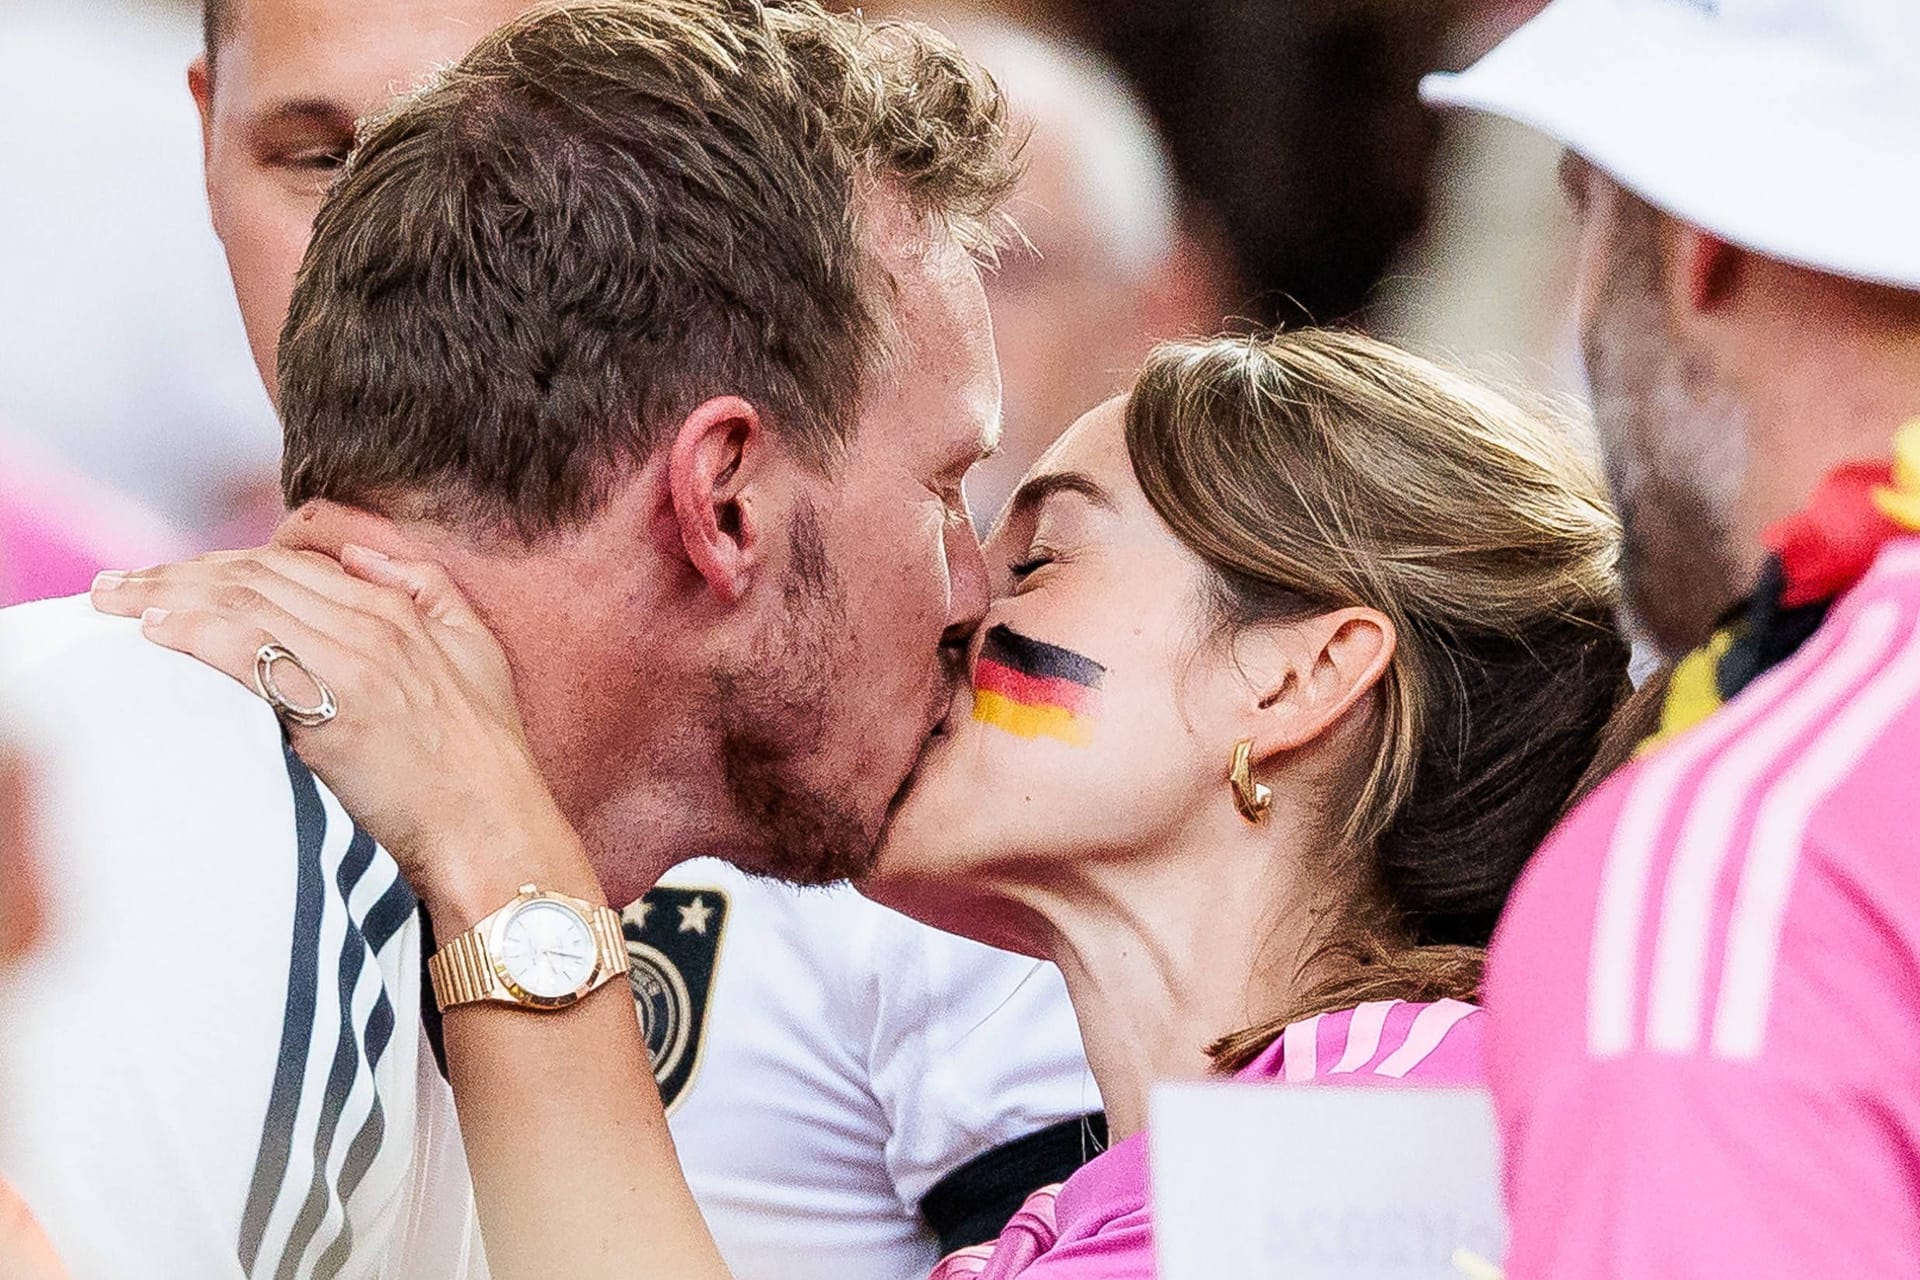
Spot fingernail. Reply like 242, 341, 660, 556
346, 543, 390, 562
92, 571, 125, 591
140, 607, 169, 626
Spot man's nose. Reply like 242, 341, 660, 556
940, 517, 990, 653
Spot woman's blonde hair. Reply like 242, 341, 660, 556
1122, 330, 1630, 1070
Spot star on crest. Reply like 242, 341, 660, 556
628, 900, 653, 929
677, 896, 714, 935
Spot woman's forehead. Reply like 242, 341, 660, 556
1027, 396, 1130, 485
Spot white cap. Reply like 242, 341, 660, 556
1420, 0, 1920, 291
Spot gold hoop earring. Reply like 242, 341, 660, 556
1228, 738, 1272, 824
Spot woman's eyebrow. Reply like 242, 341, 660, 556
1006, 470, 1116, 522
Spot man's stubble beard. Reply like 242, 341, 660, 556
1585, 232, 1753, 661
709, 503, 889, 886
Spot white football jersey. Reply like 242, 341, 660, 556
0, 595, 1095, 1280
643, 864, 1095, 1280
0, 596, 485, 1279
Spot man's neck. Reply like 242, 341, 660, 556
1735, 285, 1920, 554
270, 501, 726, 907
456, 558, 753, 906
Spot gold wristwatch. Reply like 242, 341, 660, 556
427, 883, 628, 1012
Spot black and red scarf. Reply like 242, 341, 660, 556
1649, 424, 1920, 747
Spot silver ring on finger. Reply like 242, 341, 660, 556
253, 642, 339, 727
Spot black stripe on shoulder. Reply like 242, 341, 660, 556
238, 744, 330, 1274
316, 865, 407, 1277
920, 1113, 1108, 1254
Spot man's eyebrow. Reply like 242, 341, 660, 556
249, 97, 358, 136
1006, 470, 1115, 520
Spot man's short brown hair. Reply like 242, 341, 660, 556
277, 0, 1018, 536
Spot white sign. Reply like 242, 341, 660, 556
1149, 1083, 1507, 1280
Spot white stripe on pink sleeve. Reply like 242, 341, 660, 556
1873, 542, 1920, 580
1586, 610, 1860, 1057
929, 1246, 994, 1279
1712, 614, 1920, 1059
1328, 1001, 1399, 1074
1373, 999, 1479, 1078
1646, 601, 1902, 1054
1282, 1013, 1323, 1083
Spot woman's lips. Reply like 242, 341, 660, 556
884, 691, 965, 816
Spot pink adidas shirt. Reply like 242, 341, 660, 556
1489, 536, 1920, 1277
933, 998, 1486, 1280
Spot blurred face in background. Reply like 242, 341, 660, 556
189, 0, 533, 397
962, 24, 1228, 528
1561, 152, 1750, 656
980, 130, 1167, 524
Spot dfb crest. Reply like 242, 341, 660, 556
622, 886, 728, 1112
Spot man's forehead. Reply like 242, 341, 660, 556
868, 223, 1003, 453
219, 0, 533, 107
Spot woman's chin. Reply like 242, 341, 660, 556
863, 730, 982, 911
866, 751, 950, 890
861, 719, 1049, 957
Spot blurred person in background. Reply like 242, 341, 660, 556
0, 0, 277, 540
1078, 0, 1459, 327
853, 0, 1455, 330
915, 17, 1234, 523
0, 749, 65, 1280
1374, 0, 1579, 399
184, 2, 1093, 1274
1423, 0, 1920, 1273
0, 0, 222, 602
108, 327, 1634, 1279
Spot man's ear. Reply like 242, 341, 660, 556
188, 55, 214, 162
1668, 222, 1746, 315
187, 57, 221, 221
1240, 608, 1395, 760
656, 396, 764, 603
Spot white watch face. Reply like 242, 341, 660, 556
498, 899, 597, 999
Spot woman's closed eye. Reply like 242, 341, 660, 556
1009, 547, 1057, 585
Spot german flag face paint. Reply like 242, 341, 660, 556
971, 624, 1107, 746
